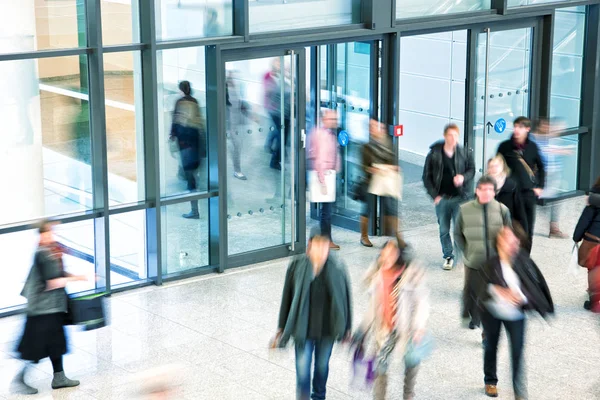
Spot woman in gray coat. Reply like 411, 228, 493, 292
13, 221, 87, 395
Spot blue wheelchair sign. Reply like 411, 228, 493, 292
338, 130, 349, 147
494, 118, 506, 134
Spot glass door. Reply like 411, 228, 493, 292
312, 41, 377, 230
223, 49, 304, 257
472, 26, 534, 177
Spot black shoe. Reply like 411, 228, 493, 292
584, 300, 591, 310
182, 211, 200, 219
270, 162, 282, 170
469, 321, 476, 330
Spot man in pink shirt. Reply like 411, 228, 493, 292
308, 109, 341, 250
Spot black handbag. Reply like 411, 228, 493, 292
66, 293, 107, 331
349, 177, 368, 202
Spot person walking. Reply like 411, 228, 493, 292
307, 109, 341, 250
478, 226, 554, 399
573, 176, 600, 312
273, 227, 353, 400
226, 70, 251, 180
354, 240, 429, 400
455, 176, 512, 332
170, 81, 206, 219
423, 123, 475, 270
13, 221, 87, 395
360, 119, 404, 248
487, 155, 529, 236
497, 117, 545, 252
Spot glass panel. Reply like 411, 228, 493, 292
399, 31, 467, 228
249, 0, 359, 33
155, 0, 233, 41
550, 6, 586, 129
396, 0, 490, 19
157, 47, 208, 198
109, 211, 147, 286
225, 55, 297, 255
104, 52, 145, 205
507, 0, 576, 7
473, 28, 532, 176
0, 1, 86, 54
0, 56, 92, 226
161, 200, 209, 275
102, 0, 141, 45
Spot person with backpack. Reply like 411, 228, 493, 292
497, 117, 546, 252
478, 226, 554, 399
573, 176, 600, 312
455, 176, 512, 333
13, 221, 88, 395
353, 240, 429, 400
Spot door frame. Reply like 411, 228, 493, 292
465, 17, 544, 170
220, 46, 307, 269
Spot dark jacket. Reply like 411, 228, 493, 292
478, 253, 554, 318
278, 254, 352, 346
422, 141, 475, 200
21, 247, 68, 317
589, 193, 600, 208
573, 186, 600, 242
497, 135, 545, 191
495, 177, 529, 234
361, 138, 396, 187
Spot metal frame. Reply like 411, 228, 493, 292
1, 0, 600, 316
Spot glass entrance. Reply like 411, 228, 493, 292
224, 51, 303, 256
473, 27, 533, 176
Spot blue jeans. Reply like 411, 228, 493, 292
295, 338, 334, 400
320, 202, 333, 240
435, 196, 463, 259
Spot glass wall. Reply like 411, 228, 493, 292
249, 0, 360, 33
155, 0, 233, 41
102, 0, 141, 45
550, 6, 586, 128
508, 0, 572, 6
396, 0, 490, 19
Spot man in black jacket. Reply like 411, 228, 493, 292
423, 123, 475, 270
497, 117, 546, 253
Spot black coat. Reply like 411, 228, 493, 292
497, 135, 545, 191
495, 177, 529, 234
478, 253, 554, 318
589, 193, 600, 208
573, 187, 600, 242
422, 141, 475, 200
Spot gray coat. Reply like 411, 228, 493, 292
277, 254, 352, 346
21, 247, 68, 316
455, 199, 512, 270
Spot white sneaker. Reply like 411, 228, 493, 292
443, 257, 454, 270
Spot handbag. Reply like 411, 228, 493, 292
368, 165, 402, 199
308, 170, 336, 203
66, 293, 107, 331
404, 331, 434, 369
349, 177, 368, 202
350, 345, 376, 389
579, 234, 600, 269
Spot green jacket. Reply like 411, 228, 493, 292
277, 254, 352, 346
21, 247, 68, 316
455, 199, 512, 270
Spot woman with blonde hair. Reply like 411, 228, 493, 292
487, 154, 529, 239
353, 241, 429, 400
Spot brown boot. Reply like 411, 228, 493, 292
360, 217, 373, 247
485, 384, 498, 397
384, 216, 407, 249
549, 222, 569, 239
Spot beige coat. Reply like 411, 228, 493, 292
358, 260, 429, 358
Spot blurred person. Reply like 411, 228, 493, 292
487, 155, 529, 237
307, 109, 341, 250
360, 119, 404, 248
13, 221, 88, 395
423, 123, 475, 270
226, 70, 251, 180
170, 81, 206, 219
273, 227, 353, 400
455, 176, 512, 332
478, 226, 554, 398
264, 58, 291, 170
497, 117, 545, 252
203, 8, 222, 37
137, 364, 183, 399
354, 241, 429, 400
573, 176, 600, 312
532, 118, 572, 238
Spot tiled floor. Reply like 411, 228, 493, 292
1, 197, 599, 399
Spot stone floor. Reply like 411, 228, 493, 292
0, 196, 599, 399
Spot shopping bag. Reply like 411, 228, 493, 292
66, 293, 107, 331
350, 346, 376, 390
568, 243, 581, 276
367, 164, 402, 200
404, 332, 434, 369
308, 170, 336, 203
